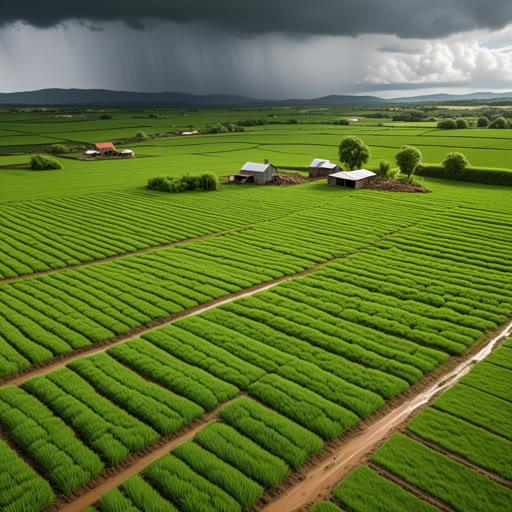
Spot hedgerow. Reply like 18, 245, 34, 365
0, 386, 104, 493
416, 163, 512, 186
219, 397, 323, 468
0, 440, 55, 512
372, 434, 512, 512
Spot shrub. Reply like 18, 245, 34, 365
395, 145, 422, 180
455, 118, 469, 129
377, 159, 398, 178
442, 152, 470, 174
477, 116, 489, 127
136, 131, 148, 139
147, 173, 219, 193
338, 136, 371, 170
437, 119, 457, 129
488, 116, 507, 129
332, 119, 349, 125
30, 155, 63, 170
100, 114, 112, 119
48, 144, 68, 154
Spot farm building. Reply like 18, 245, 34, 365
84, 150, 100, 157
121, 149, 135, 158
94, 142, 118, 156
308, 158, 342, 177
328, 169, 377, 189
232, 162, 278, 184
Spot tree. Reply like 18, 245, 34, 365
437, 119, 457, 129
395, 145, 422, 180
338, 136, 371, 170
48, 144, 68, 154
488, 116, 507, 129
136, 131, 148, 139
442, 152, 470, 174
477, 116, 489, 127
455, 118, 469, 129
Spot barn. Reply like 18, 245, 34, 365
84, 150, 100, 157
233, 162, 278, 184
328, 169, 377, 189
94, 142, 118, 156
308, 158, 342, 177
121, 149, 135, 158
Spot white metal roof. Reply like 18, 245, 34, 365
241, 162, 273, 173
310, 158, 337, 169
121, 149, 134, 154
85, 150, 100, 154
329, 169, 376, 180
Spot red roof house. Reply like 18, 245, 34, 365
94, 142, 117, 155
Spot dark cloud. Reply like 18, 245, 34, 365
3, 1, 512, 38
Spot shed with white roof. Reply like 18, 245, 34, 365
327, 169, 377, 189
232, 161, 278, 184
308, 158, 343, 177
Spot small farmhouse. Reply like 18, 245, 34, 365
121, 149, 135, 158
233, 162, 278, 184
308, 158, 342, 177
328, 169, 377, 189
84, 150, 100, 157
94, 142, 117, 156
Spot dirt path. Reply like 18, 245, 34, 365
45, 394, 244, 512
0, 242, 377, 388
0, 226, 252, 285
260, 320, 512, 512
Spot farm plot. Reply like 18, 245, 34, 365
79, 399, 319, 512
0, 191, 444, 378
313, 344, 512, 512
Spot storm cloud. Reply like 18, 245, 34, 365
2, 0, 512, 39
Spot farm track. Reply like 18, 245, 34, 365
0, 225, 252, 285
42, 394, 246, 512
256, 318, 512, 512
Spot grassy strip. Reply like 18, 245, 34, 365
248, 374, 358, 440
372, 434, 512, 512
68, 353, 203, 434
407, 408, 512, 480
310, 502, 344, 512
218, 397, 323, 468
23, 368, 159, 466
0, 386, 104, 493
173, 441, 263, 509
485, 345, 512, 370
334, 466, 439, 512
193, 422, 289, 488
0, 440, 55, 512
459, 360, 512, 403
143, 452, 241, 512
97, 475, 177, 512
433, 384, 512, 440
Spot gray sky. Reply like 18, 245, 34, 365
2, 1, 512, 98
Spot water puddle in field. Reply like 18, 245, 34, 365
262, 320, 512, 512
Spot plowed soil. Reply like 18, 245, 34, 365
367, 176, 432, 193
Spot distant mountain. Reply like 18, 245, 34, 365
1, 88, 512, 106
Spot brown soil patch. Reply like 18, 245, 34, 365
270, 173, 312, 186
367, 176, 432, 193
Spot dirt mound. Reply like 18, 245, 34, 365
367, 176, 431, 193
270, 172, 311, 186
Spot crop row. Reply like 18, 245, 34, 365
0, 189, 445, 378
0, 183, 436, 279
0, 440, 55, 512
315, 344, 512, 512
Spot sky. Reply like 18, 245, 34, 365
2, 1, 512, 98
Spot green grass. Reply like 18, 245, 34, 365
372, 434, 512, 512
333, 466, 439, 512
